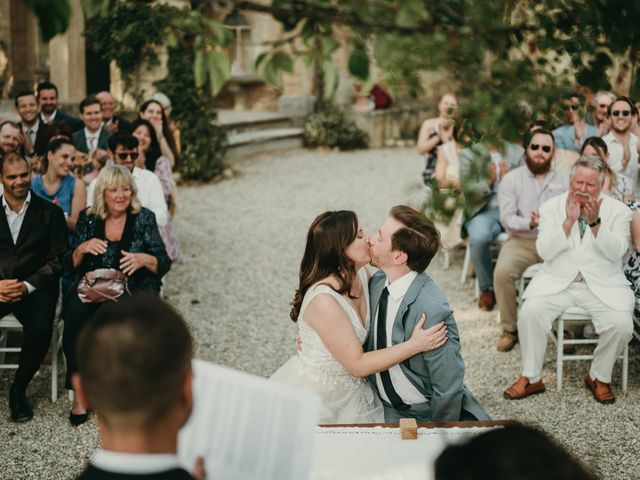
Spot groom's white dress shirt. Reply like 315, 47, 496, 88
374, 270, 426, 405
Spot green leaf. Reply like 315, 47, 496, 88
206, 50, 231, 96
299, 52, 315, 69
264, 60, 281, 90
26, 0, 71, 41
254, 52, 269, 72
348, 47, 369, 81
271, 52, 294, 73
194, 50, 206, 88
322, 37, 340, 57
323, 60, 339, 99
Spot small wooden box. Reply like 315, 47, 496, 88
399, 418, 418, 440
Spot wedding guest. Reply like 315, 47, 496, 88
553, 92, 598, 153
580, 136, 634, 202
590, 90, 615, 136
72, 96, 111, 155
0, 153, 67, 422
14, 91, 47, 159
36, 81, 82, 131
63, 166, 171, 426
435, 425, 595, 480
151, 92, 182, 158
95, 91, 130, 134
139, 100, 178, 168
416, 93, 457, 185
603, 97, 640, 196
131, 119, 182, 262
494, 129, 568, 352
31, 138, 87, 232
0, 121, 21, 156
529, 120, 579, 175
73, 295, 200, 479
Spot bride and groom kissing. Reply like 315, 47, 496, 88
271, 205, 489, 423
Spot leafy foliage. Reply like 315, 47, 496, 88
26, 0, 71, 42
304, 104, 368, 150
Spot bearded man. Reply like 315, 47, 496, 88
603, 96, 640, 196
493, 129, 569, 352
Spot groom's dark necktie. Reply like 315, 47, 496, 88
376, 287, 408, 410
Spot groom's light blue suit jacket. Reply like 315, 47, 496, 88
365, 270, 489, 422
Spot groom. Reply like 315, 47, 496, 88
366, 205, 489, 422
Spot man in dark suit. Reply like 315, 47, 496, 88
36, 81, 83, 132
73, 96, 112, 154
0, 153, 68, 422
366, 205, 489, 422
14, 91, 48, 159
73, 295, 201, 480
96, 91, 131, 134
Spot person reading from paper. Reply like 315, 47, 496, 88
270, 210, 447, 424
72, 294, 205, 480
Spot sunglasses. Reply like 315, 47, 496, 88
529, 143, 552, 153
598, 104, 609, 109
116, 151, 139, 160
611, 110, 631, 117
563, 104, 581, 111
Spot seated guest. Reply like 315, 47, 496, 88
553, 91, 598, 153
87, 132, 168, 228
581, 136, 634, 203
433, 123, 463, 189
73, 295, 200, 479
31, 138, 86, 232
435, 425, 595, 480
14, 91, 47, 159
63, 165, 171, 425
459, 139, 524, 310
73, 96, 112, 155
36, 81, 82, 131
416, 93, 457, 186
0, 121, 21, 156
494, 129, 568, 352
30, 123, 76, 176
603, 97, 639, 196
589, 90, 616, 137
504, 155, 633, 404
0, 153, 68, 422
95, 91, 130, 134
139, 100, 178, 168
151, 92, 182, 157
528, 120, 579, 174
131, 119, 182, 262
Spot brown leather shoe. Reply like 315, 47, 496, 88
478, 290, 496, 311
497, 332, 518, 352
503, 376, 546, 400
585, 375, 615, 404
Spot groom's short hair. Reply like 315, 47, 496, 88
76, 294, 193, 427
389, 205, 441, 272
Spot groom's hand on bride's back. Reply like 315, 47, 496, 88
410, 314, 447, 353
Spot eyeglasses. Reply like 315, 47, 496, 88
563, 104, 581, 111
529, 143, 552, 153
598, 104, 609, 109
116, 151, 139, 160
611, 110, 631, 117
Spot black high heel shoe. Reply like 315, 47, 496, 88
69, 410, 90, 426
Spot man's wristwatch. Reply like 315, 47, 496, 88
588, 217, 601, 227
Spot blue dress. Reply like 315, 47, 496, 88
31, 174, 75, 217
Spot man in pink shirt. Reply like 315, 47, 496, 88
494, 129, 569, 352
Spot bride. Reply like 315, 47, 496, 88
271, 210, 447, 423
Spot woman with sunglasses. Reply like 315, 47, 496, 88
130, 118, 182, 262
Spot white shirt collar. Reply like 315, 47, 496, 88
385, 270, 418, 302
85, 126, 101, 139
42, 110, 58, 123
2, 191, 31, 215
22, 118, 40, 133
90, 449, 182, 475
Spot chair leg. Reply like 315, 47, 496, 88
556, 318, 564, 391
460, 246, 471, 285
443, 249, 450, 269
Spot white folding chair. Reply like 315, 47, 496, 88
0, 306, 64, 402
551, 306, 629, 393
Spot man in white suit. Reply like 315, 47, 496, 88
504, 155, 633, 404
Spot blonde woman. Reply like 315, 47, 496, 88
62, 166, 171, 426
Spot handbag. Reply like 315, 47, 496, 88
76, 212, 137, 303
77, 268, 131, 303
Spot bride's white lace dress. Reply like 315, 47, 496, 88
271, 267, 384, 424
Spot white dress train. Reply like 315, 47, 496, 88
270, 268, 384, 424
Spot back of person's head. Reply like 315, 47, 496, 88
389, 205, 441, 272
75, 294, 193, 429
435, 425, 595, 480
109, 130, 139, 153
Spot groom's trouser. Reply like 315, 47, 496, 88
519, 282, 633, 383
382, 401, 488, 423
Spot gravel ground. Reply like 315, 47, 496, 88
1, 147, 639, 479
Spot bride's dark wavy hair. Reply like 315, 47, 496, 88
290, 211, 359, 322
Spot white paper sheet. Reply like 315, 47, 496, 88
178, 359, 321, 480
311, 426, 501, 480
